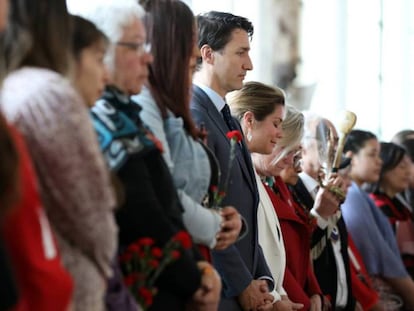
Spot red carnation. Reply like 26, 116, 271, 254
124, 275, 136, 286
226, 130, 243, 142
173, 231, 192, 249
171, 250, 181, 260
138, 287, 154, 307
210, 185, 218, 193
127, 243, 140, 253
151, 247, 163, 258
148, 259, 159, 268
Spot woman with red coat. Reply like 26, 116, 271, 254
278, 169, 323, 310
249, 103, 323, 310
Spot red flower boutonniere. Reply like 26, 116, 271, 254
226, 130, 243, 142
209, 130, 243, 210
119, 230, 192, 310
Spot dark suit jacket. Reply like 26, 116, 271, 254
291, 178, 356, 311
191, 85, 273, 310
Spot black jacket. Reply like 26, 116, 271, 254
291, 178, 356, 310
92, 86, 202, 310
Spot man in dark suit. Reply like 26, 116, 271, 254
190, 11, 274, 311
291, 112, 358, 310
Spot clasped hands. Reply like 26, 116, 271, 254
238, 280, 304, 311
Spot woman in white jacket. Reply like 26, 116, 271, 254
228, 82, 304, 310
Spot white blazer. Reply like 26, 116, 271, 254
255, 170, 287, 301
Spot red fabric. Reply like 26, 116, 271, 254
2, 125, 73, 311
197, 244, 212, 262
348, 236, 379, 311
370, 193, 411, 226
266, 177, 322, 310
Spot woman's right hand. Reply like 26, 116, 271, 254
187, 261, 221, 311
214, 206, 242, 250
272, 296, 304, 311
309, 294, 322, 311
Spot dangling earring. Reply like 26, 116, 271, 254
247, 129, 252, 142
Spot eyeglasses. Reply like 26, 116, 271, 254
288, 148, 302, 169
293, 155, 303, 170
116, 41, 151, 55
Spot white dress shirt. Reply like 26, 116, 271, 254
299, 172, 348, 307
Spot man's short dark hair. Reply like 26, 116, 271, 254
196, 11, 254, 52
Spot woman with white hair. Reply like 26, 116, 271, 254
78, 1, 221, 310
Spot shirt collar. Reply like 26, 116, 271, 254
299, 172, 320, 195
194, 82, 226, 112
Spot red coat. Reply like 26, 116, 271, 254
369, 192, 411, 229
348, 236, 379, 310
2, 126, 73, 311
271, 177, 322, 310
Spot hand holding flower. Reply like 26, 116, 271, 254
214, 206, 242, 250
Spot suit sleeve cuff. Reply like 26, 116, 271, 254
257, 275, 275, 291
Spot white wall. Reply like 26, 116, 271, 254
68, 0, 414, 140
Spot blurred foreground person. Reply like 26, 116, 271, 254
1, 0, 117, 309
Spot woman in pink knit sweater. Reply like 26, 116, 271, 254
0, 0, 117, 310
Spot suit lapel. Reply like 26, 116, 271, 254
192, 86, 258, 196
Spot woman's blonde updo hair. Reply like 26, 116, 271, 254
271, 104, 304, 165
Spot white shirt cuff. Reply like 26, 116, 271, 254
269, 289, 282, 303
310, 208, 329, 229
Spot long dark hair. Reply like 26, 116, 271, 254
2, 0, 72, 75
365, 142, 407, 193
343, 129, 377, 154
141, 0, 200, 138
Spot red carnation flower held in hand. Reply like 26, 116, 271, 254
172, 230, 192, 249
137, 287, 155, 307
119, 231, 193, 310
209, 130, 243, 210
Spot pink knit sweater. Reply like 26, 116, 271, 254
1, 67, 117, 311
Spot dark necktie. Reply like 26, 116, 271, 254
221, 104, 237, 131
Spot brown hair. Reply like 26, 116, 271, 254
227, 81, 286, 122
0, 115, 20, 217
141, 0, 200, 138
2, 0, 72, 75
